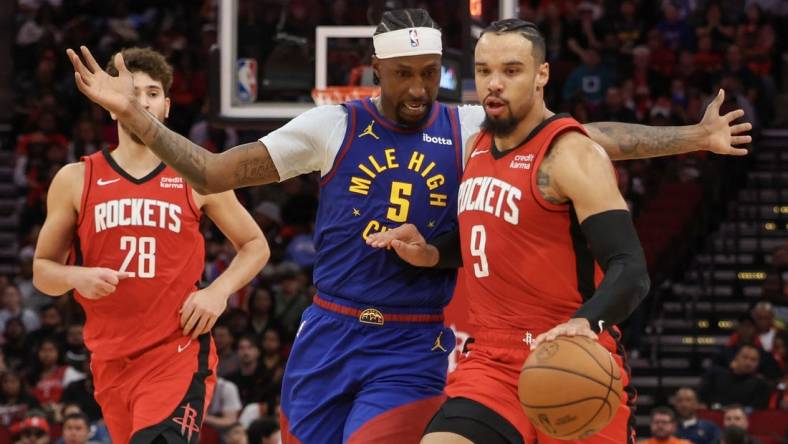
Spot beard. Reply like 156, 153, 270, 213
481, 112, 519, 136
480, 94, 527, 136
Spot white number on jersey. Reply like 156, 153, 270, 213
470, 225, 489, 278
119, 236, 157, 278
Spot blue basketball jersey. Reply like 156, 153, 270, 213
313, 98, 462, 309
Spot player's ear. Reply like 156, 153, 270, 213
165, 97, 171, 119
371, 56, 381, 85
535, 62, 549, 91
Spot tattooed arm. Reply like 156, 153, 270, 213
124, 104, 278, 193
67, 46, 281, 194
584, 90, 752, 160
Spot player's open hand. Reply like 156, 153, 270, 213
180, 288, 227, 339
699, 89, 751, 156
66, 46, 135, 118
366, 223, 439, 267
71, 267, 130, 299
530, 318, 598, 351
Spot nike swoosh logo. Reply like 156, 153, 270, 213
598, 320, 605, 333
97, 178, 120, 186
470, 150, 489, 158
177, 339, 192, 353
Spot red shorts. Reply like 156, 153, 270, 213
445, 329, 635, 444
91, 333, 218, 444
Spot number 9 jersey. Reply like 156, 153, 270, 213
74, 149, 205, 362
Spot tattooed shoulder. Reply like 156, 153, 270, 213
536, 147, 567, 205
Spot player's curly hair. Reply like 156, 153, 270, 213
482, 18, 546, 64
374, 8, 440, 35
105, 47, 173, 95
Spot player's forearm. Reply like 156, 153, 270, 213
584, 122, 707, 160
32, 259, 78, 296
206, 237, 269, 296
574, 210, 650, 331
116, 100, 218, 192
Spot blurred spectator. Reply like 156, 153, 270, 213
567, 2, 604, 60
769, 373, 788, 410
599, 86, 636, 123
0, 372, 40, 427
4, 318, 30, 371
721, 404, 763, 444
719, 426, 754, 444
223, 423, 248, 444
26, 304, 64, 352
260, 329, 285, 388
26, 338, 68, 413
272, 263, 310, 340
213, 324, 240, 378
672, 387, 721, 444
55, 404, 110, 444
58, 413, 94, 444
656, 2, 694, 52
0, 285, 41, 333
638, 406, 692, 444
10, 414, 51, 444
247, 418, 280, 444
699, 344, 772, 409
695, 3, 734, 50
719, 313, 782, 379
60, 360, 101, 424
62, 324, 87, 375
752, 302, 781, 352
204, 377, 242, 435
610, 1, 643, 58
247, 286, 281, 338
562, 48, 614, 109
226, 336, 271, 406
65, 120, 103, 162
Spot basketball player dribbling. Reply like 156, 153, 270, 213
66, 9, 751, 444
367, 19, 751, 444
32, 48, 269, 444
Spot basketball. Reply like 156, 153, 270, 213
519, 336, 623, 440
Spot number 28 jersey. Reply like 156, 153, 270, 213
74, 149, 204, 361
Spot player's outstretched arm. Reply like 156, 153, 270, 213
66, 46, 280, 194
584, 89, 751, 160
33, 164, 129, 298
180, 190, 270, 339
531, 132, 650, 349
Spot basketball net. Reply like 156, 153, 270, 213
311, 86, 380, 106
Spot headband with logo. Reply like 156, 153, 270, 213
373, 27, 442, 59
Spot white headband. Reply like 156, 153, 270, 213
373, 27, 442, 59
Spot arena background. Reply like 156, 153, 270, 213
1, 0, 787, 443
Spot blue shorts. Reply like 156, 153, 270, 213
280, 295, 455, 444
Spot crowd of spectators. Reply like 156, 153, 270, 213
3, 0, 787, 442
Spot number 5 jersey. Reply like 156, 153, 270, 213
74, 149, 204, 361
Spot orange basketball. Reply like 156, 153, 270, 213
519, 336, 623, 440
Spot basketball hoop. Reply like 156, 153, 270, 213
311, 86, 380, 106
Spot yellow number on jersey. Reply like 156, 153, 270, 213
387, 181, 412, 222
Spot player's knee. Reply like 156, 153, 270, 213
421, 432, 476, 444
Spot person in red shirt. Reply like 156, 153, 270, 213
366, 18, 743, 444
32, 47, 269, 444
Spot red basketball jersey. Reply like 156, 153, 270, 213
74, 150, 204, 361
457, 114, 603, 333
